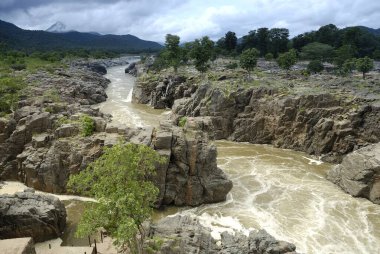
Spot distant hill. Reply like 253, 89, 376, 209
356, 26, 380, 37
0, 20, 163, 52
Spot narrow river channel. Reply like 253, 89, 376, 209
100, 64, 380, 254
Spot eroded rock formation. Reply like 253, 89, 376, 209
146, 214, 299, 254
0, 189, 66, 242
327, 142, 380, 204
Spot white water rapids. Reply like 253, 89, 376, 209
99, 65, 380, 254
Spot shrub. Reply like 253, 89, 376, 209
264, 53, 274, 61
80, 115, 95, 136
178, 116, 187, 127
307, 60, 324, 73
225, 62, 238, 69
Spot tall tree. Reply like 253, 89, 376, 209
164, 34, 181, 72
240, 30, 258, 51
68, 143, 165, 253
256, 28, 269, 56
268, 28, 289, 57
292, 32, 316, 51
190, 36, 215, 73
315, 24, 339, 46
224, 31, 238, 52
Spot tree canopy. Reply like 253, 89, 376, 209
277, 49, 297, 71
67, 142, 165, 253
164, 34, 181, 72
189, 36, 215, 73
356, 56, 374, 79
240, 48, 259, 77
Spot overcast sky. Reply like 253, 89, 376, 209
1, 0, 380, 42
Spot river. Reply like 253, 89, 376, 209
100, 64, 380, 254
2, 63, 378, 253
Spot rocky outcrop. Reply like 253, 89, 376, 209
153, 120, 232, 206
171, 83, 380, 163
327, 143, 380, 204
125, 62, 137, 76
146, 214, 299, 254
0, 59, 232, 207
0, 190, 66, 242
133, 75, 197, 109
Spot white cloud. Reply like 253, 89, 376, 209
1, 0, 380, 42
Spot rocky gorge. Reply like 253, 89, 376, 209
132, 62, 380, 205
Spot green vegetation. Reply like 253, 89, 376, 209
80, 115, 95, 137
178, 116, 187, 127
300, 42, 334, 61
0, 75, 25, 116
264, 53, 274, 61
189, 36, 214, 73
277, 49, 297, 71
356, 57, 374, 79
307, 60, 324, 74
164, 34, 181, 73
67, 142, 165, 253
240, 48, 259, 77
342, 59, 356, 75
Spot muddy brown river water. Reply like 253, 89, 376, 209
100, 65, 380, 254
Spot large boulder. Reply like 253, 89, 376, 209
327, 143, 380, 204
0, 190, 66, 242
146, 214, 299, 254
153, 120, 233, 207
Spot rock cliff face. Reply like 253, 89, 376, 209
0, 190, 66, 242
172, 83, 380, 163
327, 142, 380, 204
153, 120, 232, 206
146, 215, 299, 254
0, 61, 232, 207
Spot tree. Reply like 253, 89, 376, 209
356, 57, 374, 79
67, 143, 165, 253
256, 28, 269, 56
265, 53, 274, 61
224, 31, 237, 52
334, 44, 357, 68
240, 30, 257, 51
164, 34, 181, 72
300, 42, 334, 62
268, 28, 289, 57
342, 58, 356, 75
307, 60, 324, 74
315, 24, 339, 46
189, 36, 214, 73
277, 49, 297, 71
372, 49, 380, 60
292, 32, 316, 51
240, 48, 259, 78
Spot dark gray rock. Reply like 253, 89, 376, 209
0, 191, 66, 242
327, 143, 380, 204
154, 121, 233, 206
87, 63, 107, 75
146, 214, 299, 254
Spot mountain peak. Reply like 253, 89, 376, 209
46, 21, 67, 33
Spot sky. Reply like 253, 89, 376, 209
1, 0, 380, 42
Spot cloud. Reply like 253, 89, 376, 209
1, 0, 380, 42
